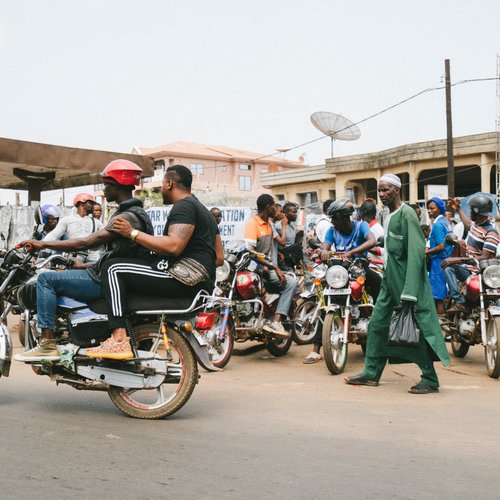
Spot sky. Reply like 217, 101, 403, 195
0, 0, 499, 205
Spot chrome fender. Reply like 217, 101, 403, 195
0, 323, 13, 377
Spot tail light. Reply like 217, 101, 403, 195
196, 312, 218, 331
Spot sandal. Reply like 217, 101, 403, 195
408, 382, 439, 394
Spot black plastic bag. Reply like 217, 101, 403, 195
387, 303, 420, 348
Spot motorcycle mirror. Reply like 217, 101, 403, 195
34, 205, 43, 226
445, 232, 458, 245
308, 238, 321, 250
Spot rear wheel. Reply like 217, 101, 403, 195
292, 298, 318, 345
108, 323, 198, 419
322, 313, 348, 375
485, 317, 500, 378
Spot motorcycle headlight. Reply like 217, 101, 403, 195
312, 264, 327, 279
216, 261, 231, 283
326, 265, 349, 289
483, 265, 500, 289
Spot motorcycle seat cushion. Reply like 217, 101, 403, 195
88, 293, 204, 315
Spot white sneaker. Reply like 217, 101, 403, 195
262, 320, 289, 339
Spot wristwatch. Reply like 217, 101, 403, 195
130, 229, 140, 241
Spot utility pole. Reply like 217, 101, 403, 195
445, 59, 455, 198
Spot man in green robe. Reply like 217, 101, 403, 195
345, 174, 450, 394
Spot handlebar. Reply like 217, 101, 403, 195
35, 253, 71, 269
16, 242, 34, 253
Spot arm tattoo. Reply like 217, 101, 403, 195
170, 224, 194, 240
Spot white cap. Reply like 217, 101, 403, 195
378, 174, 402, 188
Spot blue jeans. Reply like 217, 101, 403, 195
443, 265, 471, 305
37, 270, 103, 329
266, 270, 299, 318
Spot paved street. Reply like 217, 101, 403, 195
1, 328, 500, 499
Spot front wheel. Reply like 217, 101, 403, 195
451, 336, 469, 358
210, 316, 235, 369
485, 317, 500, 378
322, 313, 348, 375
266, 334, 293, 357
108, 324, 198, 419
18, 317, 26, 347
292, 298, 319, 345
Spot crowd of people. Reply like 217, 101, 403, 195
12, 162, 500, 394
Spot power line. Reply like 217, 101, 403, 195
146, 76, 500, 173
254, 76, 500, 162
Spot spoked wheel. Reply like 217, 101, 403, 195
485, 317, 500, 378
451, 335, 469, 358
209, 316, 235, 369
108, 323, 198, 419
292, 298, 318, 345
322, 313, 348, 375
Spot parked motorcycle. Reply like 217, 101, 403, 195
292, 262, 325, 345
441, 242, 500, 378
0, 245, 221, 419
318, 255, 377, 374
212, 242, 294, 358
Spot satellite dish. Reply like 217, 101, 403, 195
311, 111, 361, 157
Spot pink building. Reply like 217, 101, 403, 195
132, 141, 305, 204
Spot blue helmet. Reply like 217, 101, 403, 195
41, 204, 61, 224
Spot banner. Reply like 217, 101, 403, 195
146, 206, 254, 248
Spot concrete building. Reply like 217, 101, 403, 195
131, 141, 305, 205
261, 132, 499, 205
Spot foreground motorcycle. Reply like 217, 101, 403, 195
212, 242, 294, 358
442, 249, 500, 378
0, 246, 220, 419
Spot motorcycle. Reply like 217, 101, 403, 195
212, 242, 295, 358
0, 245, 222, 419
292, 262, 324, 345
299, 254, 378, 374
441, 237, 500, 378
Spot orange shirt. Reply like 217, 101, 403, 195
244, 215, 273, 258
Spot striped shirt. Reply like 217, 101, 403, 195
466, 220, 499, 258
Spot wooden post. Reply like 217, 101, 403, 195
445, 59, 455, 198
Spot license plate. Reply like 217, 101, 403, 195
324, 288, 351, 295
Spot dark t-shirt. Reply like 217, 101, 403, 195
161, 196, 219, 281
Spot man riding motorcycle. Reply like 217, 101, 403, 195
442, 194, 499, 312
303, 198, 379, 364
15, 159, 154, 361
321, 199, 380, 298
84, 164, 224, 360
243, 194, 299, 338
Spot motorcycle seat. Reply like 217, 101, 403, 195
88, 291, 208, 315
